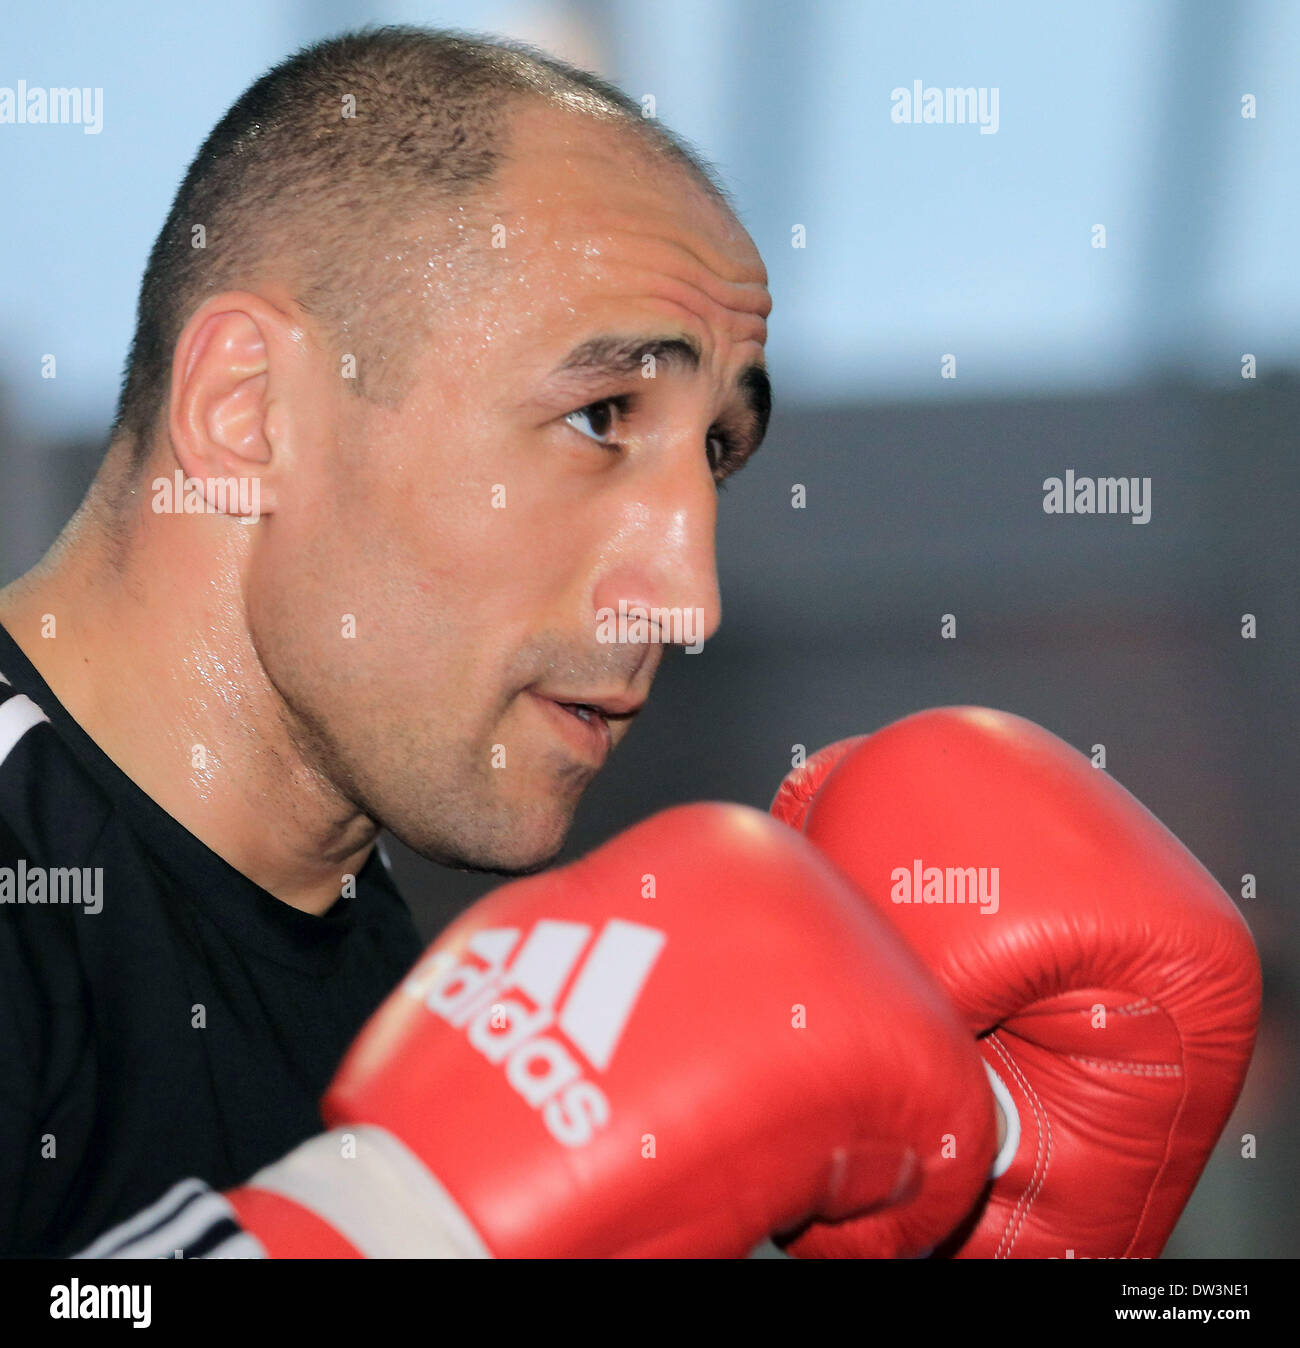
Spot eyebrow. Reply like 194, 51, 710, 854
550, 333, 773, 457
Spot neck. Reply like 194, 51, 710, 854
0, 447, 377, 914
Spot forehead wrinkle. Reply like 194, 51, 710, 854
478, 239, 766, 382
499, 180, 768, 310
576, 221, 770, 319
608, 271, 769, 353
569, 197, 767, 284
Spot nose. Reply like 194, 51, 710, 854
589, 445, 723, 653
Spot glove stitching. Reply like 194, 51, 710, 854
987, 1035, 1035, 1259
987, 1033, 1051, 1259
1064, 1056, 1182, 1077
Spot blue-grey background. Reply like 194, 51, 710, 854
2, 0, 1295, 1258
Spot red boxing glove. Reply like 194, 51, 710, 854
227, 802, 995, 1258
772, 707, 1261, 1259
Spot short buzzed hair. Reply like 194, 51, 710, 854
112, 24, 731, 465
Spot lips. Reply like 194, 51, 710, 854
528, 691, 615, 764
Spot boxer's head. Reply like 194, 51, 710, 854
108, 29, 771, 872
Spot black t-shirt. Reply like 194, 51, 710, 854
0, 623, 424, 1257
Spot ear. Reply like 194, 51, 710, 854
167, 290, 301, 519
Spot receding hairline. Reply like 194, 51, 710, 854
110, 25, 738, 471
280, 92, 741, 391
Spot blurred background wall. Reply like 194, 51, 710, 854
2, 0, 1295, 1257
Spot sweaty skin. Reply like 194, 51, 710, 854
0, 102, 771, 914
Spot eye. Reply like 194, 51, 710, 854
563, 398, 745, 488
564, 397, 627, 447
707, 429, 745, 488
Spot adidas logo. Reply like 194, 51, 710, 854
403, 919, 666, 1147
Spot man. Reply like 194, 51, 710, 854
0, 24, 1008, 1260
0, 26, 1255, 1262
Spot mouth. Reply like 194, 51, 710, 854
526, 689, 643, 766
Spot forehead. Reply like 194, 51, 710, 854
464, 103, 770, 361
500, 104, 763, 264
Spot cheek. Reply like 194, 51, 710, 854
361, 412, 600, 653
424, 494, 570, 617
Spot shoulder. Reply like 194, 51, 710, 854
0, 677, 114, 871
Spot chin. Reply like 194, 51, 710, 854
399, 795, 575, 877
440, 847, 561, 879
